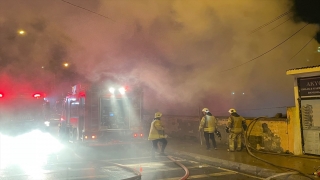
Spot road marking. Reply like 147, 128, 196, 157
61, 150, 242, 180
159, 171, 237, 180
102, 155, 185, 163
217, 167, 265, 180
140, 164, 211, 174
115, 159, 187, 167
100, 156, 153, 162
66, 148, 264, 180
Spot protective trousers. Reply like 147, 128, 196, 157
151, 138, 167, 158
203, 132, 217, 149
229, 132, 242, 151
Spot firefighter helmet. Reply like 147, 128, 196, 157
155, 112, 162, 118
228, 108, 236, 113
202, 108, 209, 113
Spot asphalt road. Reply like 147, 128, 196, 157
70, 141, 265, 180
0, 124, 265, 180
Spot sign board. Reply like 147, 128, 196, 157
298, 76, 320, 97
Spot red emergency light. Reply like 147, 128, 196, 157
33, 93, 41, 98
0, 93, 3, 98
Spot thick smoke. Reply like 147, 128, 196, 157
0, 1, 82, 94
291, 0, 320, 43
1, 0, 319, 117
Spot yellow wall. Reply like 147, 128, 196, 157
244, 107, 300, 154
286, 107, 296, 154
246, 118, 289, 152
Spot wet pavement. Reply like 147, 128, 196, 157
165, 138, 318, 180
0, 136, 264, 180
71, 141, 264, 180
1, 123, 318, 180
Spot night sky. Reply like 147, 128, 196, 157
0, 0, 319, 117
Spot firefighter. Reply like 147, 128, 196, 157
226, 108, 247, 152
199, 108, 218, 150
148, 112, 167, 159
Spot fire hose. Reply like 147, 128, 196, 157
244, 117, 313, 180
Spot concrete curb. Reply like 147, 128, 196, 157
167, 150, 314, 180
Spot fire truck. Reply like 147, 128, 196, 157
0, 90, 49, 135
59, 81, 144, 142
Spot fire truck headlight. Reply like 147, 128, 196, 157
109, 87, 115, 94
44, 121, 50, 127
119, 87, 125, 94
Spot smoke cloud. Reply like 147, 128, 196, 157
291, 0, 320, 43
0, 0, 319, 117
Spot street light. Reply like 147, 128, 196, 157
63, 63, 69, 67
18, 30, 25, 35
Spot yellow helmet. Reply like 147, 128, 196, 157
155, 112, 162, 118
228, 108, 236, 113
202, 108, 209, 113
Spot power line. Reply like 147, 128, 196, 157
288, 36, 314, 62
239, 106, 287, 111
210, 106, 288, 113
267, 17, 292, 32
59, 0, 115, 22
249, 10, 291, 34
220, 23, 309, 72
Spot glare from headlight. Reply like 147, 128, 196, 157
0, 130, 63, 170
44, 121, 50, 126
119, 87, 126, 94
109, 87, 115, 94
